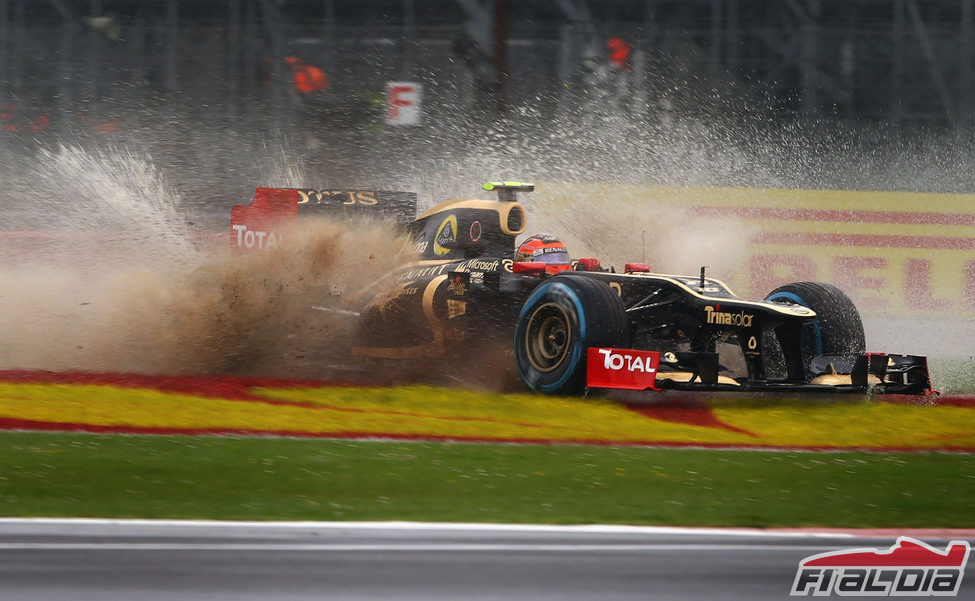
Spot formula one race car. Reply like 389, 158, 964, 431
230, 182, 932, 396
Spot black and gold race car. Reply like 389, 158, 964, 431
231, 182, 932, 396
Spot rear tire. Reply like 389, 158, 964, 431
514, 275, 628, 395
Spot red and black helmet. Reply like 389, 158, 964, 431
515, 233, 570, 264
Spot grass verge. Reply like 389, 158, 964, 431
0, 431, 972, 527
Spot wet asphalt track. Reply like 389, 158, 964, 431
2, 520, 972, 601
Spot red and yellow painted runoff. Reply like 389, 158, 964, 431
0, 371, 971, 451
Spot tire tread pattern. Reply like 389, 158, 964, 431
766, 281, 865, 356
515, 274, 628, 395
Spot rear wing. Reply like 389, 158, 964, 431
230, 187, 417, 250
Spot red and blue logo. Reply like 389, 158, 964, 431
791, 537, 971, 596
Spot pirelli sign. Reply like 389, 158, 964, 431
543, 183, 975, 318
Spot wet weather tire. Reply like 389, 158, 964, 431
765, 281, 865, 358
514, 275, 628, 395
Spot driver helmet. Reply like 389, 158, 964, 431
515, 233, 570, 264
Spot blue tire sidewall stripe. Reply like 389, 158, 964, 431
766, 290, 823, 356
517, 281, 587, 393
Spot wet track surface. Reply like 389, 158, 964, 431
2, 520, 972, 600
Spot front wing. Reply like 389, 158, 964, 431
585, 348, 933, 395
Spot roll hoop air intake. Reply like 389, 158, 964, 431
482, 181, 534, 203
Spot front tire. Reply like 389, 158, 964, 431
514, 275, 628, 395
764, 282, 865, 380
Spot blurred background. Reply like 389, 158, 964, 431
5, 1, 975, 130
4, 1, 975, 197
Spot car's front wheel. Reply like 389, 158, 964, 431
763, 281, 865, 380
765, 281, 865, 357
514, 275, 628, 395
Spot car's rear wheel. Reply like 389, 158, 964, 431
515, 275, 628, 395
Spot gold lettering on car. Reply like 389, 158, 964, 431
448, 278, 468, 296
296, 190, 382, 206
356, 191, 378, 205
705, 306, 754, 327
447, 299, 467, 319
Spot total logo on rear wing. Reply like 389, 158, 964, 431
230, 187, 417, 250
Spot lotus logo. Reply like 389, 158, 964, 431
434, 214, 457, 256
